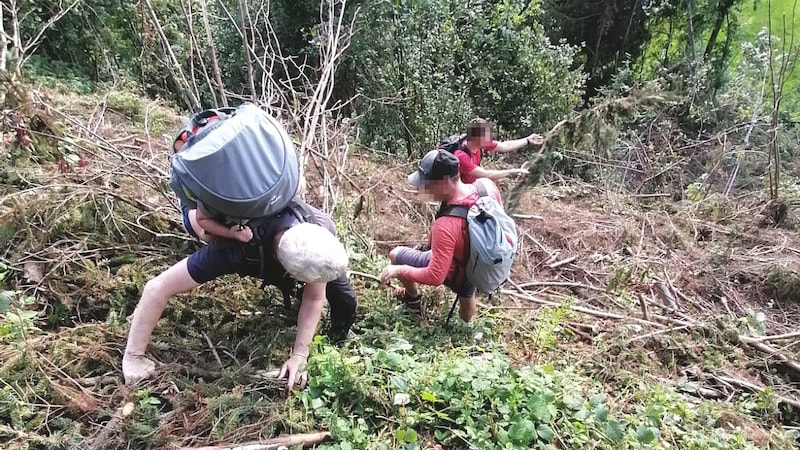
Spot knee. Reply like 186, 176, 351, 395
389, 247, 402, 264
140, 276, 170, 307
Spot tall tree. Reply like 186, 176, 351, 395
540, 0, 650, 100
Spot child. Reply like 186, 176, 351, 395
172, 135, 254, 244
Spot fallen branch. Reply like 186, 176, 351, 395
202, 331, 224, 369
740, 336, 800, 374
86, 401, 136, 449
653, 281, 677, 311
348, 270, 382, 283
515, 280, 604, 292
548, 255, 578, 269
626, 325, 694, 343
714, 373, 800, 411
639, 294, 650, 321
179, 431, 331, 450
500, 289, 665, 328
511, 213, 544, 220
749, 330, 800, 343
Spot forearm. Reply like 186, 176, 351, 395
484, 169, 520, 181
397, 264, 448, 286
197, 217, 237, 239
495, 137, 529, 153
292, 293, 325, 356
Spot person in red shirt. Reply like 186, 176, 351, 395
454, 117, 544, 184
380, 149, 504, 322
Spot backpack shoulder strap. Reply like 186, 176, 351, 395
437, 204, 469, 219
474, 181, 489, 197
286, 199, 320, 225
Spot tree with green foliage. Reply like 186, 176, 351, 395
539, 0, 651, 101
348, 0, 584, 156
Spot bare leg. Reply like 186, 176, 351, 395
458, 295, 478, 322
123, 258, 200, 384
389, 248, 420, 297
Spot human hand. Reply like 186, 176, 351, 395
380, 265, 400, 284
513, 167, 529, 176
278, 353, 309, 393
230, 225, 254, 242
123, 353, 156, 385
526, 133, 544, 146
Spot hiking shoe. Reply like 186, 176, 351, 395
394, 288, 422, 313
327, 324, 356, 346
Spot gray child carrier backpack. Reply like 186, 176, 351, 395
169, 103, 300, 225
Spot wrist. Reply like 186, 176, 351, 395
526, 137, 533, 147
291, 352, 308, 360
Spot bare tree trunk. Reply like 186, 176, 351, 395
1, 0, 80, 105
686, 0, 697, 69
141, 0, 201, 110
766, 0, 800, 200
182, 0, 218, 108
703, 0, 735, 61
0, 2, 10, 106
663, 16, 673, 67
200, 0, 228, 107
238, 0, 257, 102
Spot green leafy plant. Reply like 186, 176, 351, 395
0, 290, 41, 342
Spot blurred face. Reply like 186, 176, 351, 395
465, 128, 492, 149
419, 178, 453, 200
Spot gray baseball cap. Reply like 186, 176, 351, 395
407, 149, 459, 187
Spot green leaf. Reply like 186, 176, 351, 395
510, 419, 537, 445
588, 394, 606, 407
0, 292, 11, 313
404, 429, 418, 443
573, 407, 591, 421
536, 423, 554, 442
604, 420, 625, 442
592, 404, 609, 422
563, 394, 584, 410
390, 375, 407, 393
635, 425, 659, 444
395, 429, 406, 442
528, 393, 554, 421
434, 429, 450, 441
497, 428, 510, 444
421, 391, 438, 402
645, 404, 664, 426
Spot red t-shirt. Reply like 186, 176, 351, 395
397, 178, 503, 288
454, 141, 499, 184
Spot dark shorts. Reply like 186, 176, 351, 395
393, 246, 476, 298
181, 205, 198, 238
186, 238, 357, 327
